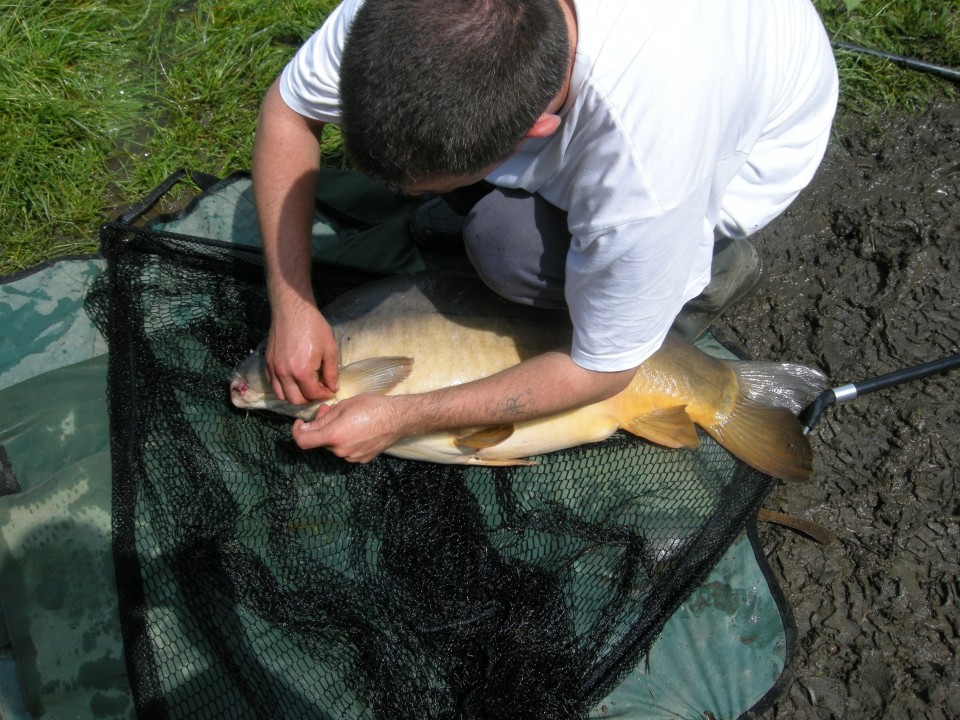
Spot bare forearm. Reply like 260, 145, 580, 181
391, 350, 634, 436
252, 79, 324, 313
293, 349, 635, 462
252, 79, 338, 402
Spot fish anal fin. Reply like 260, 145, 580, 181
466, 457, 538, 467
455, 425, 515, 451
706, 403, 814, 483
337, 356, 413, 398
625, 406, 700, 449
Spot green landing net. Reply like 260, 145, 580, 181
0, 170, 795, 720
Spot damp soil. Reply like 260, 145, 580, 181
711, 97, 960, 719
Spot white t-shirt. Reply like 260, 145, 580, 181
279, 0, 838, 371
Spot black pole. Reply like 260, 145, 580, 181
800, 353, 960, 434
852, 354, 960, 397
832, 41, 960, 83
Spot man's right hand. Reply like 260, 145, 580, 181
265, 302, 340, 405
253, 77, 336, 405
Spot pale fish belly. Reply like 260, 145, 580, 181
384, 402, 622, 465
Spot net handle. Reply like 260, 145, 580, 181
799, 353, 960, 434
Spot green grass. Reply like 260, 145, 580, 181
1, 1, 152, 270
815, 0, 960, 112
1, 0, 957, 276
0, 0, 337, 275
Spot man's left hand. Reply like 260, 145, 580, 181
292, 395, 404, 463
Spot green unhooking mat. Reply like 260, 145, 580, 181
0, 170, 797, 719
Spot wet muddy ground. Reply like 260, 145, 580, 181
712, 97, 960, 719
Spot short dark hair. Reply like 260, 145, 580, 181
339, 0, 569, 191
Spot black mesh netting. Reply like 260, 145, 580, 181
86, 223, 778, 720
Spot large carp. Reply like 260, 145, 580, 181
230, 272, 826, 482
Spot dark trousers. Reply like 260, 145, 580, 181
445, 185, 570, 310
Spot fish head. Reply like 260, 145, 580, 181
228, 349, 323, 421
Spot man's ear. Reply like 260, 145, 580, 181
525, 113, 562, 139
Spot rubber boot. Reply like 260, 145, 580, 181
671, 237, 762, 341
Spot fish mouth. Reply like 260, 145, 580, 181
229, 372, 253, 406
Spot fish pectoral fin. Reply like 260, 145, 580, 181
294, 402, 324, 422
454, 424, 515, 450
337, 356, 413, 398
624, 406, 700, 449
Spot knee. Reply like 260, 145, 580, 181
468, 249, 532, 304
463, 191, 531, 302
463, 190, 568, 308
463, 216, 529, 303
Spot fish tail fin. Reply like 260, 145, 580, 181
705, 361, 827, 484
725, 361, 827, 414
704, 402, 813, 483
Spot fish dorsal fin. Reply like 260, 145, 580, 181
624, 405, 700, 449
455, 425, 515, 450
336, 356, 413, 399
